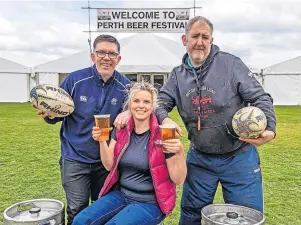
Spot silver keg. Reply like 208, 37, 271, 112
3, 199, 64, 225
201, 204, 265, 225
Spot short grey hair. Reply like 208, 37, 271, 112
93, 34, 120, 53
185, 16, 214, 35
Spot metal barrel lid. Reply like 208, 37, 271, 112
3, 199, 64, 223
201, 204, 265, 225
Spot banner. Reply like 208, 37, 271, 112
97, 8, 190, 32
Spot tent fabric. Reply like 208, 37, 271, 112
34, 34, 186, 73
118, 34, 185, 73
263, 56, 301, 75
0, 57, 31, 73
0, 73, 29, 102
34, 50, 92, 73
38, 73, 59, 86
0, 57, 30, 102
264, 75, 301, 105
262, 56, 301, 105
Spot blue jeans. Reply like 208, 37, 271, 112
72, 190, 165, 225
179, 146, 263, 225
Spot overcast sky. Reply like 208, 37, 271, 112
0, 0, 301, 70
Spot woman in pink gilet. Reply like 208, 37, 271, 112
73, 81, 187, 225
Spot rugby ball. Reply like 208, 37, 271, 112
232, 106, 267, 139
30, 84, 74, 118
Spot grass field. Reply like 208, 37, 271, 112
0, 103, 300, 225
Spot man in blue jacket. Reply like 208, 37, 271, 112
35, 35, 130, 225
156, 16, 276, 225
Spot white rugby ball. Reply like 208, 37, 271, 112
232, 106, 267, 139
30, 84, 74, 118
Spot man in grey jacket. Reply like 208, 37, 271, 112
156, 16, 276, 225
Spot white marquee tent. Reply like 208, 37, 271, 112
33, 34, 186, 88
262, 56, 301, 105
4, 33, 300, 105
0, 57, 31, 102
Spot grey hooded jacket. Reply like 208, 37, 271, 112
156, 44, 276, 155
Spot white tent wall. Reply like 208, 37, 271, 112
262, 56, 301, 105
0, 73, 29, 102
38, 73, 59, 86
263, 74, 301, 105
0, 57, 31, 102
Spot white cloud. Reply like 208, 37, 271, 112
0, 0, 301, 69
0, 16, 16, 35
195, 0, 301, 68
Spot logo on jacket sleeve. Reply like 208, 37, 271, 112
111, 98, 118, 105
80, 96, 88, 102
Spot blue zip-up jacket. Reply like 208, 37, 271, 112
157, 44, 276, 155
44, 65, 130, 163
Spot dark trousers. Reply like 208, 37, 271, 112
73, 190, 165, 225
59, 157, 109, 225
179, 146, 263, 225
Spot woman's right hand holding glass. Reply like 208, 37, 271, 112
92, 127, 113, 142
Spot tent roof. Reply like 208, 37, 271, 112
34, 50, 91, 74
0, 57, 30, 73
263, 56, 301, 75
34, 34, 186, 73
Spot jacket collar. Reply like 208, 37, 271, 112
92, 64, 115, 86
182, 44, 220, 71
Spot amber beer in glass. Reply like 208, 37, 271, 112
94, 114, 110, 141
159, 124, 176, 141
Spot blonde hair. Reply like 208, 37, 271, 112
124, 81, 158, 111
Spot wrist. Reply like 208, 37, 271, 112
176, 145, 185, 155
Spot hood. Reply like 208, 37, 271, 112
182, 44, 220, 71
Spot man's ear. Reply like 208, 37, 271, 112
182, 35, 187, 46
116, 55, 121, 65
90, 53, 96, 64
211, 37, 214, 44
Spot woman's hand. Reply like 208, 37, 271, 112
162, 139, 184, 154
163, 139, 187, 185
92, 127, 113, 141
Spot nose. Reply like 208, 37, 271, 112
196, 36, 203, 46
137, 101, 145, 108
103, 53, 111, 60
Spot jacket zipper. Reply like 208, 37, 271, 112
192, 69, 202, 130
149, 127, 173, 214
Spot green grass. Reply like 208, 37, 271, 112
0, 104, 300, 225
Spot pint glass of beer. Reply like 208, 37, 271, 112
94, 114, 111, 141
159, 124, 176, 141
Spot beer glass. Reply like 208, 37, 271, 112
159, 124, 176, 141
94, 114, 111, 141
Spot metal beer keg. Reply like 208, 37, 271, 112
3, 199, 64, 225
201, 204, 265, 225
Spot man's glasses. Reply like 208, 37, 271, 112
94, 50, 119, 59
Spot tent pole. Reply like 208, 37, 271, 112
88, 0, 93, 67
194, 0, 196, 17
260, 69, 265, 88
